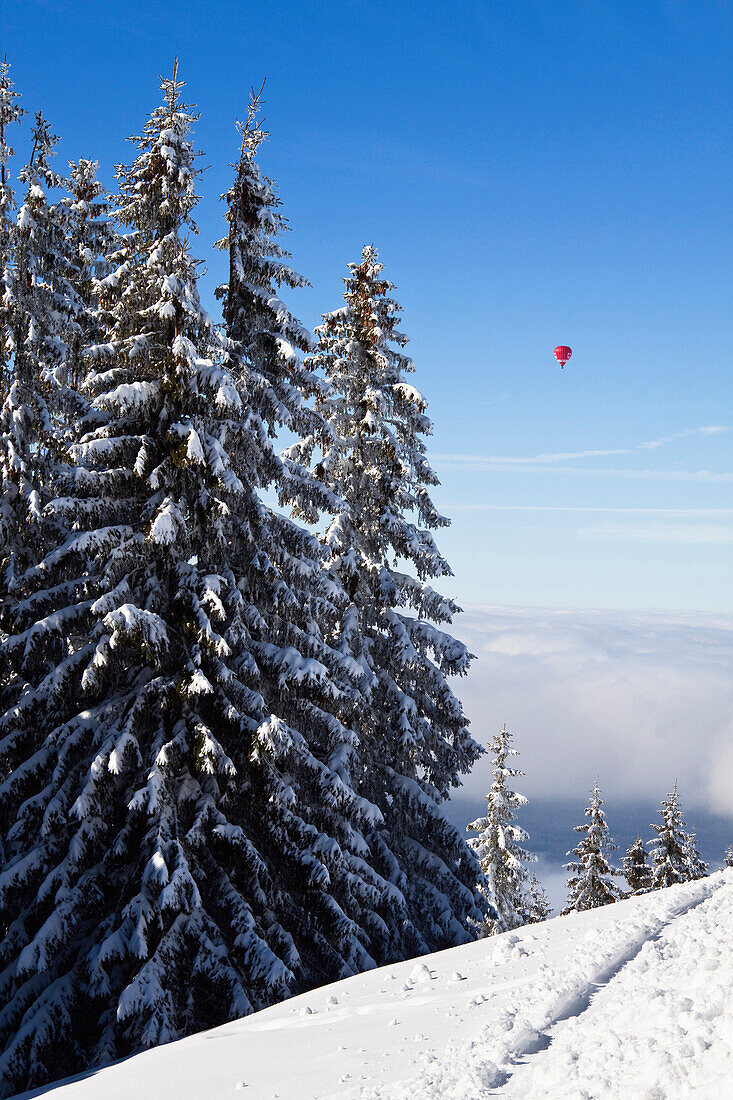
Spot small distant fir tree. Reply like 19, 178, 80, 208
287, 244, 486, 956
682, 825, 707, 881
725, 844, 733, 869
467, 724, 537, 934
526, 874, 552, 923
648, 782, 693, 890
623, 834, 652, 895
562, 780, 623, 913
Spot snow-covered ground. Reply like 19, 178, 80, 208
20, 870, 732, 1100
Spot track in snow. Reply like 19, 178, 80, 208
495, 877, 733, 1098
360, 874, 728, 1100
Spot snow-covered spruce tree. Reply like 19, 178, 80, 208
622, 834, 651, 895
648, 782, 690, 890
0, 60, 25, 396
562, 780, 623, 913
216, 105, 479, 961
682, 825, 707, 881
62, 158, 118, 395
467, 723, 536, 935
0, 70, 393, 1097
214, 92, 412, 970
526, 874, 551, 923
8, 113, 82, 407
0, 110, 100, 1099
286, 245, 486, 956
0, 58, 27, 701
215, 84, 324, 456
725, 844, 733, 869
0, 111, 82, 634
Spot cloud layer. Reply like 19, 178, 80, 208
454, 606, 733, 817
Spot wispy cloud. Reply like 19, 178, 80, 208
438, 463, 733, 482
436, 448, 632, 466
581, 523, 733, 544
639, 425, 729, 450
438, 447, 634, 465
447, 505, 733, 541
434, 425, 730, 472
449, 505, 733, 515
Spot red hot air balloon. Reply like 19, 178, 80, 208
554, 345, 572, 369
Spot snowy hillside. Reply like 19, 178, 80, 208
19, 871, 731, 1100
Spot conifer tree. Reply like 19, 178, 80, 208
682, 825, 707, 881
288, 245, 485, 955
562, 780, 622, 913
725, 844, 733, 869
622, 834, 651, 895
526, 874, 552, 923
0, 111, 81, 629
215, 84, 322, 450
10, 113, 82, 400
0, 60, 24, 396
214, 84, 334, 528
214, 88, 410, 975
0, 70, 399, 1097
62, 158, 118, 394
467, 724, 536, 934
648, 783, 690, 890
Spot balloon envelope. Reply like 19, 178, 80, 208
554, 345, 572, 368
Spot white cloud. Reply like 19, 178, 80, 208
438, 463, 733, 482
639, 425, 729, 450
434, 424, 730, 474
580, 523, 733, 544
449, 505, 733, 515
454, 606, 733, 817
436, 447, 633, 465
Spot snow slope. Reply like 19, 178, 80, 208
18, 870, 732, 1100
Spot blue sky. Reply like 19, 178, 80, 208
4, 0, 733, 611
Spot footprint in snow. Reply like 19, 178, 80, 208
451, 972, 466, 982
410, 962, 434, 983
